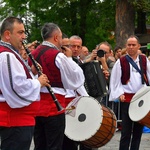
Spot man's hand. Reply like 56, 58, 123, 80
38, 74, 50, 87
119, 94, 126, 102
61, 46, 72, 57
103, 69, 109, 79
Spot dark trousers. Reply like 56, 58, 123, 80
79, 143, 92, 150
0, 126, 34, 150
62, 135, 78, 150
119, 102, 143, 150
62, 135, 93, 150
34, 113, 65, 150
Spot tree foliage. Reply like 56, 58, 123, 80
130, 0, 150, 12
0, 0, 150, 50
0, 0, 116, 50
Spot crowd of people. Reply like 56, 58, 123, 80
0, 16, 149, 150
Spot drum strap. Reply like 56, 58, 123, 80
125, 55, 149, 85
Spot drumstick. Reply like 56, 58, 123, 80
66, 106, 76, 111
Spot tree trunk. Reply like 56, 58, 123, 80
136, 10, 147, 34
79, 0, 93, 45
115, 0, 135, 48
70, 2, 78, 35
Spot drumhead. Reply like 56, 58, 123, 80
129, 86, 150, 121
65, 96, 103, 141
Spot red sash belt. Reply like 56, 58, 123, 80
0, 101, 40, 127
124, 93, 135, 102
37, 93, 65, 116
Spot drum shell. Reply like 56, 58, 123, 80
139, 113, 150, 128
82, 106, 117, 148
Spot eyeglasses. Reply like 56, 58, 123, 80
70, 45, 82, 49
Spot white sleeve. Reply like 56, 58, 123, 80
109, 59, 124, 101
56, 53, 85, 90
0, 52, 41, 108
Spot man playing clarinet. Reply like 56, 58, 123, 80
30, 22, 86, 150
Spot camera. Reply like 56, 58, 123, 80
97, 49, 106, 57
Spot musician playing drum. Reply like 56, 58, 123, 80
109, 35, 150, 150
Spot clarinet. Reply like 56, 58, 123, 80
22, 42, 64, 111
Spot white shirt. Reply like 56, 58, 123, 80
109, 55, 150, 101
0, 52, 41, 108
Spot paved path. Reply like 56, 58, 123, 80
30, 131, 150, 150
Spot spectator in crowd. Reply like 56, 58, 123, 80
62, 33, 69, 47
0, 16, 49, 150
27, 40, 40, 52
121, 47, 127, 56
109, 35, 150, 150
61, 33, 70, 56
69, 35, 83, 64
96, 41, 116, 73
19, 45, 28, 62
30, 23, 86, 150
80, 46, 89, 61
114, 46, 122, 60
137, 49, 146, 56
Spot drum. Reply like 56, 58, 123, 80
65, 96, 117, 148
129, 86, 150, 128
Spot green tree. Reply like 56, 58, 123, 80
0, 0, 116, 50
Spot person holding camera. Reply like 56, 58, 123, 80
96, 42, 116, 74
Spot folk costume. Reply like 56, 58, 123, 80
0, 40, 41, 150
31, 41, 85, 150
109, 54, 150, 150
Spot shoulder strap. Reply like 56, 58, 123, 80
139, 55, 149, 86
125, 55, 145, 85
125, 55, 141, 74
36, 46, 51, 61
